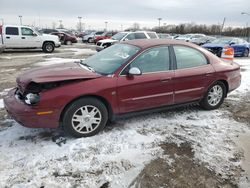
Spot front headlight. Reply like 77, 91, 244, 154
24, 93, 40, 105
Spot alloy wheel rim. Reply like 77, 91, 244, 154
46, 44, 53, 52
207, 85, 223, 106
71, 105, 102, 134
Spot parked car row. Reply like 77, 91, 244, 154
162, 33, 249, 57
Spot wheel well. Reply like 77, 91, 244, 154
43, 41, 55, 47
217, 80, 229, 97
59, 95, 114, 126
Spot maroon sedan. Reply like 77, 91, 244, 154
50, 32, 77, 45
4, 39, 241, 137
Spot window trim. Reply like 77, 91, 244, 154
119, 45, 173, 76
171, 45, 210, 70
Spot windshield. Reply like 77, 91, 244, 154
80, 44, 140, 75
211, 38, 232, 44
111, 32, 128, 41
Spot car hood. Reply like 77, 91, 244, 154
42, 34, 59, 41
17, 62, 101, 91
202, 43, 227, 48
99, 38, 118, 43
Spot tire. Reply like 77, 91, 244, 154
62, 97, 108, 138
200, 81, 226, 110
87, 38, 92, 43
42, 42, 55, 53
243, 49, 249, 57
66, 40, 72, 45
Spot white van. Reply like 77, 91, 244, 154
0, 25, 61, 53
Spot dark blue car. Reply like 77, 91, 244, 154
202, 37, 249, 57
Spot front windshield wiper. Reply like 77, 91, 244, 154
79, 60, 96, 72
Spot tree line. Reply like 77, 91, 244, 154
127, 22, 249, 38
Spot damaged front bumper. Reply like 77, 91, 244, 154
3, 89, 60, 128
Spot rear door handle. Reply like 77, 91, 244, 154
21, 37, 25, 39
6, 36, 10, 39
161, 78, 171, 83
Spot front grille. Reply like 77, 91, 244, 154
206, 47, 223, 57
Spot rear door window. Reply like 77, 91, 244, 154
173, 46, 208, 69
6, 27, 19, 35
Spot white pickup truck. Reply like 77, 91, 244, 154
0, 25, 61, 53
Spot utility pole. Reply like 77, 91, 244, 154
0, 18, 4, 25
220, 17, 226, 36
59, 20, 63, 29
18, 15, 23, 25
241, 12, 250, 42
78, 16, 82, 32
158, 18, 162, 28
105, 21, 108, 31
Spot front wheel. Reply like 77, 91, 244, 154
200, 81, 226, 110
42, 42, 55, 53
62, 97, 108, 138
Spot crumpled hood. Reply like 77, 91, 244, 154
202, 43, 227, 48
17, 62, 101, 91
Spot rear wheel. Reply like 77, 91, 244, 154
243, 49, 249, 57
66, 40, 72, 45
200, 81, 226, 110
87, 38, 92, 43
62, 97, 108, 138
42, 42, 55, 53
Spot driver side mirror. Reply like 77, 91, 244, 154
128, 67, 142, 76
229, 42, 235, 45
32, 33, 37, 36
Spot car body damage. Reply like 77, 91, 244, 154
16, 61, 101, 92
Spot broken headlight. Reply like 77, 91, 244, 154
24, 93, 40, 105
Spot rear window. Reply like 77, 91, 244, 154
147, 32, 158, 39
6, 27, 19, 35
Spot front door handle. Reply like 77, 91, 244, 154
205, 73, 212, 77
161, 78, 171, 83
21, 37, 26, 39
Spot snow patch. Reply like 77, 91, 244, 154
69, 48, 96, 55
0, 99, 4, 109
35, 57, 81, 66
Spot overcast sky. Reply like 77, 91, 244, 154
1, 0, 249, 30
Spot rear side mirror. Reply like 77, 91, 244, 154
128, 67, 142, 76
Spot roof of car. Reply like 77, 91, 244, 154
122, 39, 198, 49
